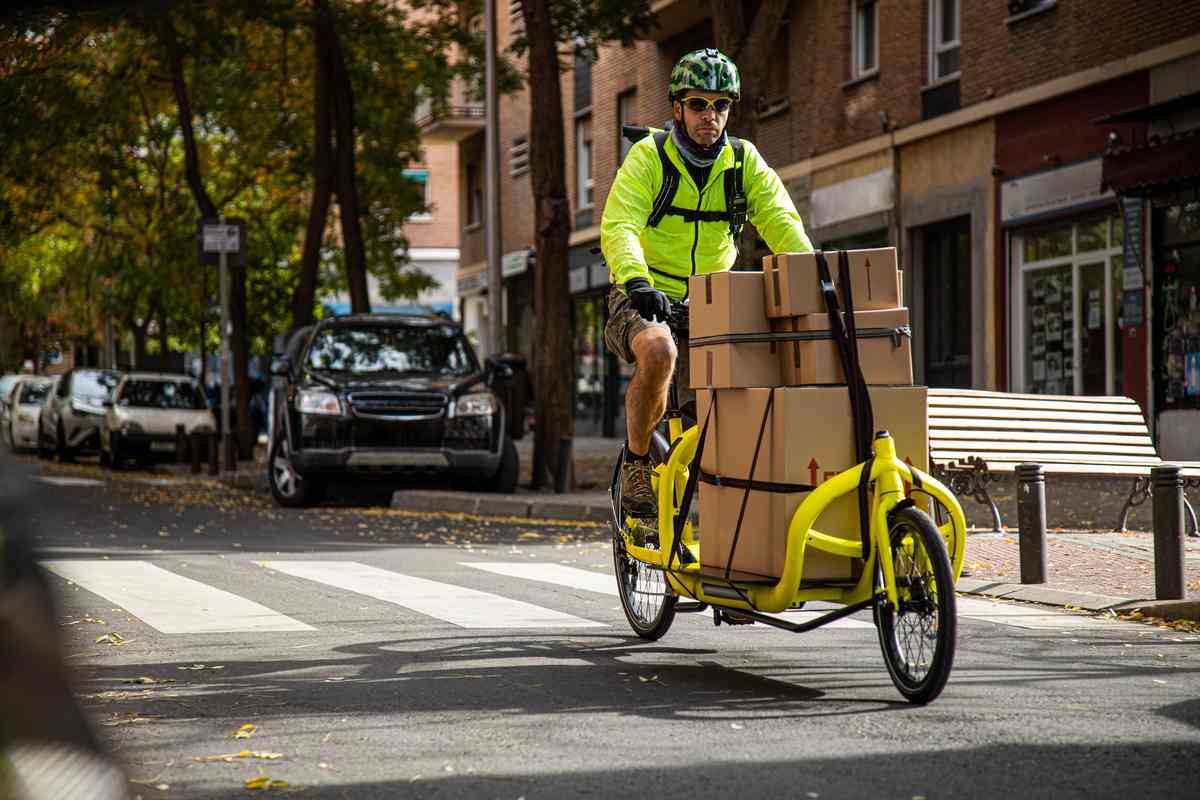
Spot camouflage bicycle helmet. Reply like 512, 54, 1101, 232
669, 48, 741, 102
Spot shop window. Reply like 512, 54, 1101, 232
922, 217, 972, 388
1155, 200, 1200, 410
402, 169, 432, 221
929, 0, 960, 82
1014, 212, 1124, 395
850, 0, 878, 80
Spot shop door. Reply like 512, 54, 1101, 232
922, 217, 972, 387
1078, 261, 1108, 395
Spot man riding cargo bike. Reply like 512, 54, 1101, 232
600, 49, 968, 704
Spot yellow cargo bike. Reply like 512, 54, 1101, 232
609, 251, 968, 704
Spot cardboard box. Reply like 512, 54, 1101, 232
690, 341, 780, 389
763, 248, 901, 318
688, 271, 771, 339
773, 308, 913, 386
695, 386, 928, 580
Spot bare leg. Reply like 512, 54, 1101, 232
625, 326, 676, 456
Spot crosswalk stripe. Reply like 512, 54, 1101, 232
956, 596, 1122, 630
43, 560, 314, 634
462, 561, 874, 630
264, 561, 606, 629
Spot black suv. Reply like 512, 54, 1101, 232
267, 312, 526, 507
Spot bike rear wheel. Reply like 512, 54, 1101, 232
875, 505, 957, 704
610, 439, 676, 640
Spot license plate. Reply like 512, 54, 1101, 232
151, 441, 176, 452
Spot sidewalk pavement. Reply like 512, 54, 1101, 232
166, 437, 1199, 623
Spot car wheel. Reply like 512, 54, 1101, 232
56, 422, 75, 463
37, 427, 52, 460
486, 435, 519, 494
98, 439, 111, 467
269, 435, 322, 508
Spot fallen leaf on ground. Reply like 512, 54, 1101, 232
95, 632, 127, 646
244, 776, 289, 790
233, 722, 258, 739
195, 750, 285, 763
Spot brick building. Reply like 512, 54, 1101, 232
448, 0, 1200, 449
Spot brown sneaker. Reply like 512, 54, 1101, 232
620, 458, 657, 518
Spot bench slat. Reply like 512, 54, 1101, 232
930, 406, 1144, 423
929, 428, 1154, 446
929, 396, 1141, 415
932, 451, 1163, 466
941, 462, 1157, 476
929, 440, 1159, 456
929, 389, 1135, 404
932, 417, 1148, 434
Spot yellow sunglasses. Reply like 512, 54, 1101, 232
680, 96, 734, 113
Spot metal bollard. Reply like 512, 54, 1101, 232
222, 431, 237, 473
554, 436, 574, 494
190, 432, 203, 475
175, 424, 188, 464
1151, 464, 1185, 600
207, 433, 219, 476
1016, 463, 1047, 584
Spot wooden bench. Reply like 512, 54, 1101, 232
927, 388, 1200, 534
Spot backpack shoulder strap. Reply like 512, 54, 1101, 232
646, 131, 680, 229
724, 136, 748, 238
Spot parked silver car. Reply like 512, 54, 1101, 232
6, 377, 54, 452
38, 369, 120, 461
100, 373, 215, 467
0, 374, 23, 445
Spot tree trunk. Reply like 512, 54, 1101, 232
320, 0, 371, 314
157, 4, 218, 220
521, 0, 573, 491
711, 0, 790, 264
132, 323, 148, 369
294, 2, 336, 330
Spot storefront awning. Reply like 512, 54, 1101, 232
1100, 128, 1200, 198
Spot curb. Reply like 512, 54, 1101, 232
951, 577, 1198, 620
390, 491, 612, 524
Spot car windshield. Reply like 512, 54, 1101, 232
74, 371, 119, 401
18, 382, 51, 404
305, 325, 477, 376
119, 380, 208, 410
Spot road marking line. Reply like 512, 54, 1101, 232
956, 596, 1122, 630
42, 560, 314, 634
34, 476, 104, 487
462, 562, 873, 629
264, 561, 605, 629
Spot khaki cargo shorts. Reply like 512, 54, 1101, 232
603, 286, 692, 402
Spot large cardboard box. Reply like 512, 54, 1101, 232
689, 342, 780, 389
695, 386, 928, 580
689, 271, 771, 339
773, 308, 913, 386
763, 248, 901, 318
688, 271, 781, 389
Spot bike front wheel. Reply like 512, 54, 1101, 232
610, 443, 676, 640
875, 505, 957, 704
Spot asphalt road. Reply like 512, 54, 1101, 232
9, 461, 1200, 799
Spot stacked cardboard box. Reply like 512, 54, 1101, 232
687, 248, 925, 582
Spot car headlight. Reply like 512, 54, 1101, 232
71, 398, 104, 416
296, 389, 342, 416
121, 421, 144, 435
452, 392, 496, 417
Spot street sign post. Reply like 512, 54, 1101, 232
199, 217, 245, 472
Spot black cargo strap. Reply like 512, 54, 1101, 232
814, 250, 876, 562
646, 131, 747, 238
690, 326, 912, 348
700, 471, 815, 495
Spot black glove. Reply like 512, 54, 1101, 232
625, 277, 670, 324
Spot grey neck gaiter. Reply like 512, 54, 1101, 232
671, 123, 726, 169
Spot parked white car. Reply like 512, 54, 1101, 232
6, 376, 54, 452
100, 373, 216, 468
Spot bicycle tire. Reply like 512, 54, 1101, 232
874, 505, 957, 704
610, 438, 677, 640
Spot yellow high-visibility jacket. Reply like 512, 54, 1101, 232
601, 130, 813, 301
